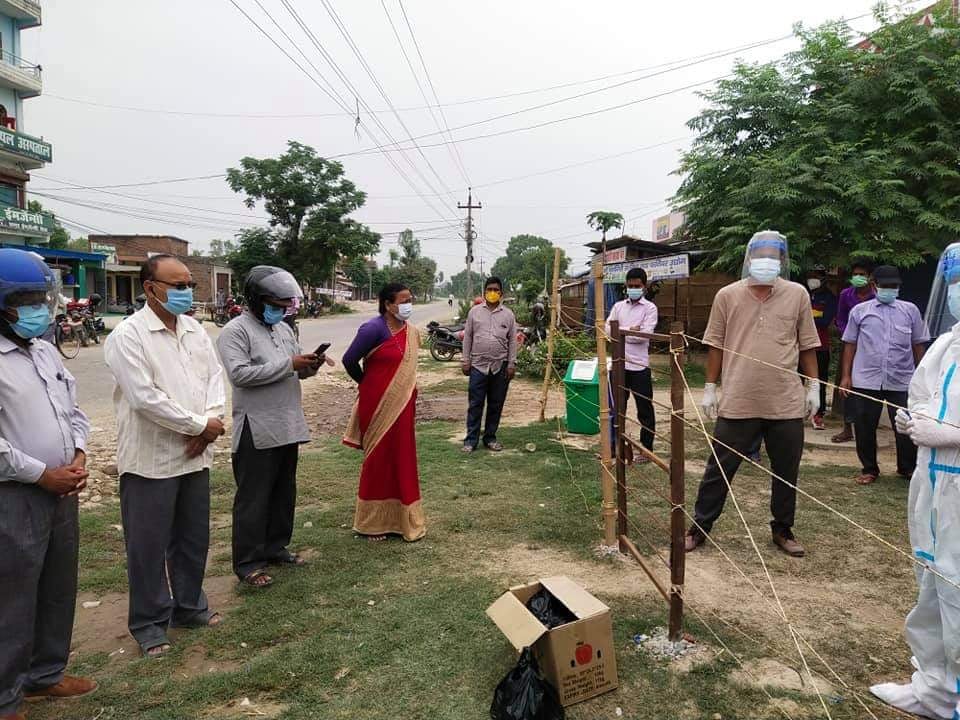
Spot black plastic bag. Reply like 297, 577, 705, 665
526, 589, 577, 629
490, 647, 565, 720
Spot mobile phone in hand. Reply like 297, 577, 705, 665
314, 342, 331, 356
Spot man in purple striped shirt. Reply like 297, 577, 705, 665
831, 258, 876, 443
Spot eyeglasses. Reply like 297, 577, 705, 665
152, 279, 198, 291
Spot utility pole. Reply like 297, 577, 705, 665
458, 188, 481, 302
479, 258, 484, 277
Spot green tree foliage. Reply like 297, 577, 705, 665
208, 239, 237, 258
225, 228, 281, 286
674, 3, 960, 272
585, 211, 624, 241
490, 234, 570, 303
390, 229, 437, 300
28, 200, 72, 250
226, 141, 380, 284
446, 269, 484, 298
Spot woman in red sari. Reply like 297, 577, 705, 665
342, 283, 426, 542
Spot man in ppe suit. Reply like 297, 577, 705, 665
684, 231, 821, 557
871, 244, 960, 719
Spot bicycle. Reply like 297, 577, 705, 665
54, 314, 82, 359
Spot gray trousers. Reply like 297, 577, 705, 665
119, 470, 210, 649
0, 483, 78, 715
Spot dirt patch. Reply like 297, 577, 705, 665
180, 644, 242, 676
478, 542, 656, 600
731, 658, 835, 697
417, 393, 466, 422
204, 697, 289, 719
72, 575, 239, 665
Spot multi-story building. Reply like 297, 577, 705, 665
0, 0, 53, 246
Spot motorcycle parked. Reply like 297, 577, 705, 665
426, 320, 464, 361
213, 296, 243, 327
53, 313, 85, 359
68, 295, 105, 345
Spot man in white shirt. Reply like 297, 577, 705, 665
104, 254, 226, 658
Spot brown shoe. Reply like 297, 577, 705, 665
773, 531, 805, 557
2, 712, 26, 719
24, 675, 97, 701
831, 427, 854, 443
684, 531, 704, 553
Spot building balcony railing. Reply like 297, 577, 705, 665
0, 125, 50, 169
0, 50, 41, 96
0, 0, 41, 29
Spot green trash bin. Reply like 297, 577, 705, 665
563, 358, 600, 434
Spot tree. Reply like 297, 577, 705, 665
446, 269, 484, 298
490, 235, 570, 303
208, 239, 237, 258
226, 141, 380, 285
673, 4, 960, 272
225, 228, 282, 285
391, 228, 437, 300
27, 200, 71, 250
388, 248, 399, 268
585, 211, 624, 245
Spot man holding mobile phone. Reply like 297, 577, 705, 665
216, 266, 333, 589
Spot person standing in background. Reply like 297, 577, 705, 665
605, 267, 659, 457
461, 277, 518, 453
104, 254, 226, 658
832, 258, 876, 443
0, 249, 96, 720
217, 266, 332, 589
807, 266, 837, 430
840, 265, 929, 485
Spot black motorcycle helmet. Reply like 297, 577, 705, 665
243, 265, 302, 321
87, 292, 103, 310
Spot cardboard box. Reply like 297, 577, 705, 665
486, 576, 618, 707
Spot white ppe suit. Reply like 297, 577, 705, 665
898, 323, 960, 718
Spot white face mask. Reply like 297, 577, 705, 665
807, 278, 822, 291
395, 302, 413, 321
749, 257, 781, 284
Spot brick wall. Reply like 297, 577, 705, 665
182, 256, 231, 304
87, 235, 189, 263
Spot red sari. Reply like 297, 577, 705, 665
343, 324, 426, 541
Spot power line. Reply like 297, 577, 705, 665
395, 0, 471, 186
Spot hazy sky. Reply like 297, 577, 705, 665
19, 0, 918, 278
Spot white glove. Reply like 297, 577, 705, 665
701, 382, 718, 420
805, 381, 821, 419
894, 408, 912, 435
904, 415, 960, 449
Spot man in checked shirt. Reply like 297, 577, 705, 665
461, 277, 518, 453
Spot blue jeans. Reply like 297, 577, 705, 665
465, 365, 511, 448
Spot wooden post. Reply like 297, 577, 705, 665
611, 320, 628, 549
539, 247, 562, 422
668, 321, 686, 640
595, 259, 616, 547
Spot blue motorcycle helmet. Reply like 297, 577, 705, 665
0, 248, 57, 340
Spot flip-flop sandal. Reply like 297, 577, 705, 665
240, 569, 274, 588
855, 474, 878, 485
139, 638, 172, 658
269, 552, 306, 566
170, 610, 223, 628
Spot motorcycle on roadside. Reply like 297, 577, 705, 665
426, 320, 464, 361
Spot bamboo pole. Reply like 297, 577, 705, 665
538, 248, 562, 422
595, 259, 616, 547
611, 320, 628, 549
668, 321, 686, 641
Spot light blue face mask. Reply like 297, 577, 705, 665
876, 287, 899, 305
262, 304, 286, 326
160, 287, 194, 315
9, 304, 50, 339
626, 287, 645, 301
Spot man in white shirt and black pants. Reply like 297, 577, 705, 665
104, 254, 226, 658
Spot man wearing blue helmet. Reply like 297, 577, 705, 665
0, 248, 96, 720
871, 245, 960, 719
685, 231, 821, 558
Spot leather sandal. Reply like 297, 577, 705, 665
856, 473, 878, 486
684, 531, 704, 553
831, 428, 854, 443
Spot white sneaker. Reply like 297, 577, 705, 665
869, 682, 947, 719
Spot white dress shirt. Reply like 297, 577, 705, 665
104, 305, 225, 479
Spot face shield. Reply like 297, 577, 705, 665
924, 243, 960, 338
740, 231, 790, 283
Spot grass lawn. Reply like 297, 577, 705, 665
41, 409, 918, 720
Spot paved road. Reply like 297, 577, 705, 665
70, 300, 455, 427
